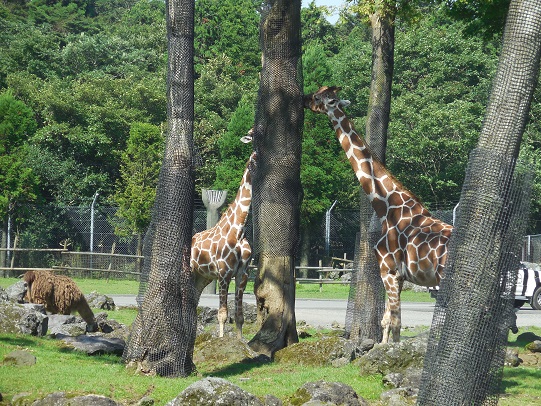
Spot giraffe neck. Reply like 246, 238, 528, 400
328, 107, 429, 222
217, 152, 255, 235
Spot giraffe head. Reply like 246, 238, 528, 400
304, 86, 351, 114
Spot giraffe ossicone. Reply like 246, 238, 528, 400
304, 86, 453, 343
191, 132, 256, 339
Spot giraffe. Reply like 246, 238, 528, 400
191, 132, 255, 339
304, 86, 453, 343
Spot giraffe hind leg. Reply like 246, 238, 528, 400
234, 267, 249, 339
217, 278, 229, 338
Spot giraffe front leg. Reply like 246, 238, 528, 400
381, 272, 402, 343
217, 278, 229, 338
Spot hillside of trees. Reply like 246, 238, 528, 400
1, 0, 539, 258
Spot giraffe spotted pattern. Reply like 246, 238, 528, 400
191, 134, 255, 338
304, 86, 453, 343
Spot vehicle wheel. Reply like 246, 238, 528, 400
530, 287, 541, 310
514, 299, 526, 309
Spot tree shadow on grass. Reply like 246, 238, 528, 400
198, 354, 272, 378
0, 334, 41, 348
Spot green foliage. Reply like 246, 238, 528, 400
195, 55, 257, 190
194, 0, 260, 80
113, 122, 164, 236
0, 91, 39, 217
387, 8, 499, 207
213, 95, 255, 199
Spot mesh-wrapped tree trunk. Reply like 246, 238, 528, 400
122, 0, 197, 377
346, 2, 394, 341
418, 0, 541, 403
248, 0, 303, 357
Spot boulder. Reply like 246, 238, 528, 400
356, 334, 428, 375
288, 380, 368, 406
274, 336, 368, 367
0, 287, 9, 302
0, 302, 48, 336
380, 387, 418, 406
505, 348, 522, 367
56, 334, 125, 355
525, 340, 541, 353
166, 377, 263, 406
85, 291, 115, 310
193, 336, 261, 366
32, 392, 121, 405
2, 350, 36, 366
5, 280, 27, 303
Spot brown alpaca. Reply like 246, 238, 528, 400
23, 270, 96, 331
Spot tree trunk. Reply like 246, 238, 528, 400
418, 1, 541, 403
248, 0, 303, 358
122, 0, 197, 377
249, 255, 298, 355
348, 5, 394, 341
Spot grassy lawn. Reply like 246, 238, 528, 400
1, 321, 541, 405
2, 276, 540, 405
0, 276, 435, 302
0, 328, 384, 406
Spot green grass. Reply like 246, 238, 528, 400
0, 329, 384, 406
1, 278, 540, 405
0, 277, 435, 302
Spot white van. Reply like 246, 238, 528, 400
428, 261, 541, 310
514, 262, 541, 309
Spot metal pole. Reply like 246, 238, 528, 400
325, 200, 337, 257
90, 191, 99, 253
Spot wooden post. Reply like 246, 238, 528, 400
319, 259, 323, 292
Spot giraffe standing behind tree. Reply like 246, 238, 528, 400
304, 86, 453, 343
191, 132, 255, 338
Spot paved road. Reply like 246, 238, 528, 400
110, 293, 541, 329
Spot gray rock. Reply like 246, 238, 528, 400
95, 312, 124, 333
48, 314, 78, 332
263, 394, 282, 406
290, 381, 368, 406
525, 340, 541, 353
32, 392, 121, 405
0, 302, 48, 336
5, 280, 27, 303
166, 377, 263, 406
56, 334, 125, 355
274, 336, 360, 366
51, 321, 88, 337
0, 287, 9, 302
380, 387, 418, 406
85, 291, 115, 310
357, 334, 428, 375
505, 348, 522, 367
3, 350, 36, 366
136, 396, 155, 406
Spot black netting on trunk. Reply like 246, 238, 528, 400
122, 0, 197, 378
418, 149, 532, 405
418, 1, 541, 403
345, 206, 385, 341
251, 0, 303, 259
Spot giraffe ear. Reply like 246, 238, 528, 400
339, 99, 351, 108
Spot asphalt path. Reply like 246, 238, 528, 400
110, 293, 541, 329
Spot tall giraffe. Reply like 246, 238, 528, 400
191, 132, 255, 339
304, 86, 453, 343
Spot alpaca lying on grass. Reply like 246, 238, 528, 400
23, 270, 97, 332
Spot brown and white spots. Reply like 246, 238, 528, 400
304, 86, 453, 343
